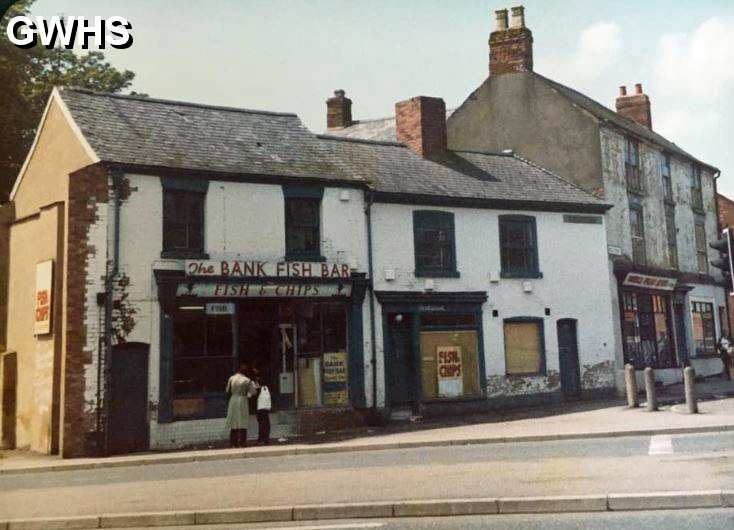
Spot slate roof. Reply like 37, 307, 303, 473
318, 135, 609, 211
326, 109, 455, 142
57, 87, 360, 182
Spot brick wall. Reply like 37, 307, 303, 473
62, 163, 109, 457
395, 96, 447, 158
718, 193, 734, 336
489, 27, 533, 76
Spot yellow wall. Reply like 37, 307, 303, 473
1, 96, 92, 453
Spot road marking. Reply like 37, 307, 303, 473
648, 435, 674, 455
253, 523, 385, 530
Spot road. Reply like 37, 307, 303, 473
1, 431, 733, 521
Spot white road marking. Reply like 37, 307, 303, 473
262, 523, 385, 530
648, 435, 674, 455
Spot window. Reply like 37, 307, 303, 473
694, 219, 708, 274
163, 189, 205, 256
621, 292, 677, 369
665, 207, 678, 269
172, 308, 233, 396
499, 215, 540, 278
719, 306, 730, 339
691, 301, 716, 356
629, 204, 646, 266
661, 155, 673, 204
504, 319, 545, 375
625, 138, 642, 193
690, 164, 704, 211
413, 210, 458, 277
285, 198, 321, 259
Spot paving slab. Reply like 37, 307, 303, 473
99, 511, 195, 528
6, 516, 99, 530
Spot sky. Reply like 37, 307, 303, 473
29, 0, 734, 195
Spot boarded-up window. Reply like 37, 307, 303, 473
419, 330, 480, 399
504, 320, 544, 375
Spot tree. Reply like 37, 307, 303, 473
0, 0, 135, 201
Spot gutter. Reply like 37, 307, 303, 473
365, 191, 378, 409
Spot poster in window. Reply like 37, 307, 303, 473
436, 345, 463, 398
322, 351, 348, 406
34, 260, 53, 335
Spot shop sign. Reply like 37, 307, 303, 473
185, 259, 351, 279
34, 260, 53, 335
322, 351, 348, 406
205, 302, 235, 315
178, 282, 351, 298
623, 273, 677, 291
436, 345, 463, 398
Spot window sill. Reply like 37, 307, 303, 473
285, 253, 326, 262
500, 270, 543, 279
161, 250, 209, 260
415, 270, 461, 278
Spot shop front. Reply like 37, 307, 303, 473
154, 259, 368, 432
376, 291, 487, 412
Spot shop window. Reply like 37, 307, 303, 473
691, 301, 716, 356
419, 324, 481, 400
162, 189, 205, 257
629, 204, 646, 266
499, 215, 540, 278
504, 318, 545, 375
690, 164, 704, 212
622, 292, 677, 369
172, 308, 233, 396
694, 219, 708, 274
665, 207, 678, 269
625, 138, 643, 194
413, 210, 458, 277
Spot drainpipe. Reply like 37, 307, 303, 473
98, 170, 122, 455
365, 190, 378, 409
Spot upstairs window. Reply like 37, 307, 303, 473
625, 138, 643, 193
413, 210, 458, 277
665, 207, 678, 270
284, 186, 323, 260
690, 164, 704, 212
499, 215, 541, 278
162, 178, 208, 258
629, 203, 646, 266
694, 219, 708, 274
661, 155, 673, 204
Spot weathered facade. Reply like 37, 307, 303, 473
716, 192, 734, 337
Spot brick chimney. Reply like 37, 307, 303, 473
326, 89, 352, 129
395, 96, 447, 158
615, 83, 652, 129
489, 6, 533, 76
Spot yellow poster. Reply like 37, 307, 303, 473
323, 351, 348, 406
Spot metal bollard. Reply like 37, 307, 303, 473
684, 366, 698, 414
625, 363, 638, 408
644, 367, 657, 411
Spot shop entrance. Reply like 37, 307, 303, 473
386, 314, 416, 407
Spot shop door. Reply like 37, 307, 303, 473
557, 319, 581, 400
387, 315, 415, 407
108, 342, 149, 455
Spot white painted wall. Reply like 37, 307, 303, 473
370, 203, 617, 406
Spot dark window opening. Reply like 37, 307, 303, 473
285, 198, 321, 259
629, 204, 646, 266
413, 210, 458, 277
665, 207, 678, 269
690, 164, 704, 212
694, 220, 708, 274
499, 215, 540, 278
163, 190, 205, 256
625, 138, 643, 194
661, 155, 673, 204
621, 291, 677, 369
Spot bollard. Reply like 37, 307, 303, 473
644, 367, 657, 411
684, 366, 698, 414
625, 363, 638, 408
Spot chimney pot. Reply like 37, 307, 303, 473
326, 89, 353, 129
395, 96, 447, 158
635, 83, 643, 95
510, 6, 525, 28
619, 85, 627, 96
495, 9, 508, 31
615, 84, 652, 129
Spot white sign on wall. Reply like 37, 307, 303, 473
185, 259, 351, 279
177, 282, 352, 298
436, 345, 463, 398
34, 260, 53, 335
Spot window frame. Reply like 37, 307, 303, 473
628, 203, 646, 266
694, 218, 708, 274
625, 138, 643, 194
661, 154, 674, 205
690, 164, 704, 212
503, 317, 546, 376
283, 185, 325, 262
412, 210, 459, 278
690, 300, 717, 357
161, 178, 208, 259
499, 214, 542, 279
664, 205, 678, 269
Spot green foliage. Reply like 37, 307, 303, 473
0, 0, 135, 201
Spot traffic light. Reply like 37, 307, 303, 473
710, 228, 734, 294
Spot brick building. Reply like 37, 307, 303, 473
717, 192, 734, 336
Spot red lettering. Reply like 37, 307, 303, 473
303, 263, 312, 277
341, 264, 350, 278
260, 284, 268, 296
243, 261, 256, 277
220, 261, 229, 276
231, 261, 242, 277
277, 261, 286, 277
214, 284, 225, 296
238, 284, 250, 296
257, 261, 267, 277
320, 263, 329, 277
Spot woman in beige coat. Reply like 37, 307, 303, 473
225, 362, 256, 447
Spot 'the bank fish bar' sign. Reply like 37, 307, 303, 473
185, 259, 351, 279
177, 282, 352, 298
